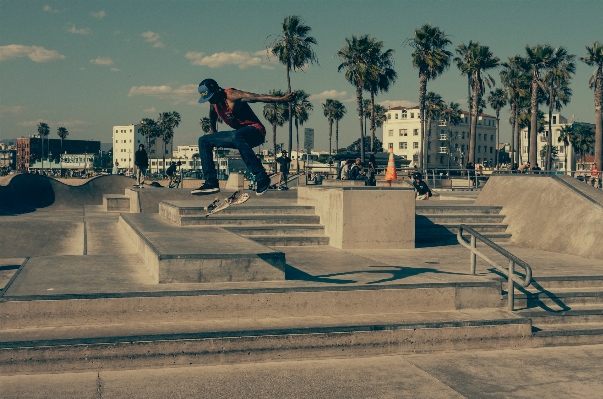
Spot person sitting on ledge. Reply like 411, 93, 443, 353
412, 172, 432, 200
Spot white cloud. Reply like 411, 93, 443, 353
128, 84, 198, 104
91, 10, 106, 19
68, 25, 91, 35
142, 31, 164, 48
110, 67, 120, 72
0, 105, 26, 116
43, 5, 58, 13
0, 44, 66, 62
185, 50, 275, 70
309, 90, 349, 101
90, 56, 113, 66
19, 119, 90, 129
378, 100, 419, 109
143, 107, 157, 114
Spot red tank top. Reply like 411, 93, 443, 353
212, 88, 266, 135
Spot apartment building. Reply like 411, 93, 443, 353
112, 124, 173, 170
519, 113, 595, 170
16, 137, 100, 171
382, 106, 498, 168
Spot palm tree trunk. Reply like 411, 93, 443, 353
296, 121, 300, 173
419, 73, 427, 169
564, 144, 568, 174
41, 135, 44, 170
272, 123, 277, 173
335, 120, 340, 154
356, 87, 365, 163
426, 117, 432, 169
515, 105, 521, 166
594, 70, 602, 170
495, 111, 500, 169
328, 120, 333, 156
529, 74, 539, 166
370, 91, 376, 152
286, 64, 293, 156
470, 81, 480, 166
510, 102, 516, 168
546, 99, 553, 171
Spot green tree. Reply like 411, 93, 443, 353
346, 137, 383, 153
338, 34, 379, 163
323, 99, 337, 156
56, 126, 69, 163
263, 89, 289, 170
543, 50, 575, 170
364, 39, 397, 152
557, 125, 573, 172
37, 122, 50, 168
580, 41, 603, 170
464, 43, 500, 165
138, 118, 159, 164
571, 124, 595, 166
199, 117, 211, 134
500, 56, 530, 167
291, 90, 313, 171
406, 24, 452, 169
157, 111, 181, 173
424, 91, 445, 168
539, 144, 559, 167
487, 88, 507, 168
454, 41, 479, 134
332, 100, 346, 154
271, 15, 318, 156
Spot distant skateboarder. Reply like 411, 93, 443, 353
276, 150, 291, 190
192, 78, 295, 196
134, 144, 148, 187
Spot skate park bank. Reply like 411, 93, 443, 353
0, 174, 602, 374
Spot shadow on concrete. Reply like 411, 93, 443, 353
0, 174, 134, 215
287, 265, 466, 285
415, 215, 458, 248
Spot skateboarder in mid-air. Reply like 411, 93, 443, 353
192, 78, 295, 196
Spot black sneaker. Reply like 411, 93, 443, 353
255, 173, 270, 196
191, 180, 220, 195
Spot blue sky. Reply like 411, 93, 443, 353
1, 0, 601, 151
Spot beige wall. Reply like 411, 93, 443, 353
475, 175, 603, 260
298, 186, 415, 249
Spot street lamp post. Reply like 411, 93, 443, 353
49, 151, 52, 175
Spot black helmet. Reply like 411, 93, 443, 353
412, 172, 422, 180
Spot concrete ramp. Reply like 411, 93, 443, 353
475, 175, 603, 260
0, 174, 135, 214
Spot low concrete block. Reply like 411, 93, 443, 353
298, 186, 415, 249
102, 194, 130, 212
225, 173, 245, 190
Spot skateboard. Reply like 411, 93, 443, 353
205, 190, 250, 217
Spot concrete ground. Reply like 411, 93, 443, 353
1, 344, 602, 399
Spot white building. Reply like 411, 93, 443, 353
519, 113, 595, 171
382, 106, 498, 168
172, 145, 199, 160
112, 124, 173, 170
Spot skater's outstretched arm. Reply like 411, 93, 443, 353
227, 89, 295, 104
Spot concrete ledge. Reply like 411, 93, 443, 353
102, 194, 130, 212
118, 213, 285, 284
298, 186, 415, 249
225, 172, 245, 190
321, 180, 367, 186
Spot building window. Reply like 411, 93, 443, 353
402, 110, 407, 118
388, 143, 393, 149
490, 147, 493, 154
395, 113, 398, 119
388, 113, 391, 119
491, 135, 494, 141
462, 132, 465, 139
413, 142, 418, 149
553, 116, 557, 124
388, 130, 394, 136
410, 113, 415, 118
413, 154, 419, 162
478, 147, 481, 153
427, 142, 431, 150
478, 134, 482, 140
399, 129, 407, 136
115, 140, 118, 143
413, 129, 418, 136
400, 142, 407, 149
559, 146, 564, 153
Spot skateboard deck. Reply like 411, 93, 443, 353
205, 191, 250, 217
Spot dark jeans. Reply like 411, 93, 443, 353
198, 126, 265, 181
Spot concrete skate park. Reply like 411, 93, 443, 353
1, 173, 603, 397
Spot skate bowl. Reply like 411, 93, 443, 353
475, 175, 603, 260
0, 174, 135, 214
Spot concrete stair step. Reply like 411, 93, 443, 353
530, 276, 603, 290
416, 214, 506, 224
214, 205, 316, 215
416, 205, 503, 215
507, 289, 603, 309
516, 306, 603, 325
102, 194, 130, 212
531, 322, 603, 346
415, 223, 508, 233
415, 233, 512, 243
247, 235, 330, 246
224, 225, 325, 236
180, 214, 321, 226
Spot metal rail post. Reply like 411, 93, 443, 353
508, 259, 515, 311
470, 235, 477, 274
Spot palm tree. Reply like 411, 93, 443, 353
271, 15, 318, 156
454, 41, 479, 133
56, 126, 69, 164
557, 125, 573, 173
580, 42, 603, 170
158, 111, 181, 173
406, 24, 452, 170
500, 56, 530, 167
441, 102, 463, 168
263, 89, 288, 171
424, 91, 445, 168
291, 90, 313, 171
464, 43, 500, 166
571, 124, 595, 167
332, 100, 346, 153
365, 40, 397, 152
543, 50, 575, 170
37, 122, 50, 169
523, 44, 567, 166
487, 88, 507, 168
138, 118, 158, 163
199, 117, 211, 134
323, 99, 337, 156
540, 145, 559, 168
338, 34, 378, 163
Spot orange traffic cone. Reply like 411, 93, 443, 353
384, 147, 397, 186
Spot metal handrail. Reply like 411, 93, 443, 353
457, 224, 532, 311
